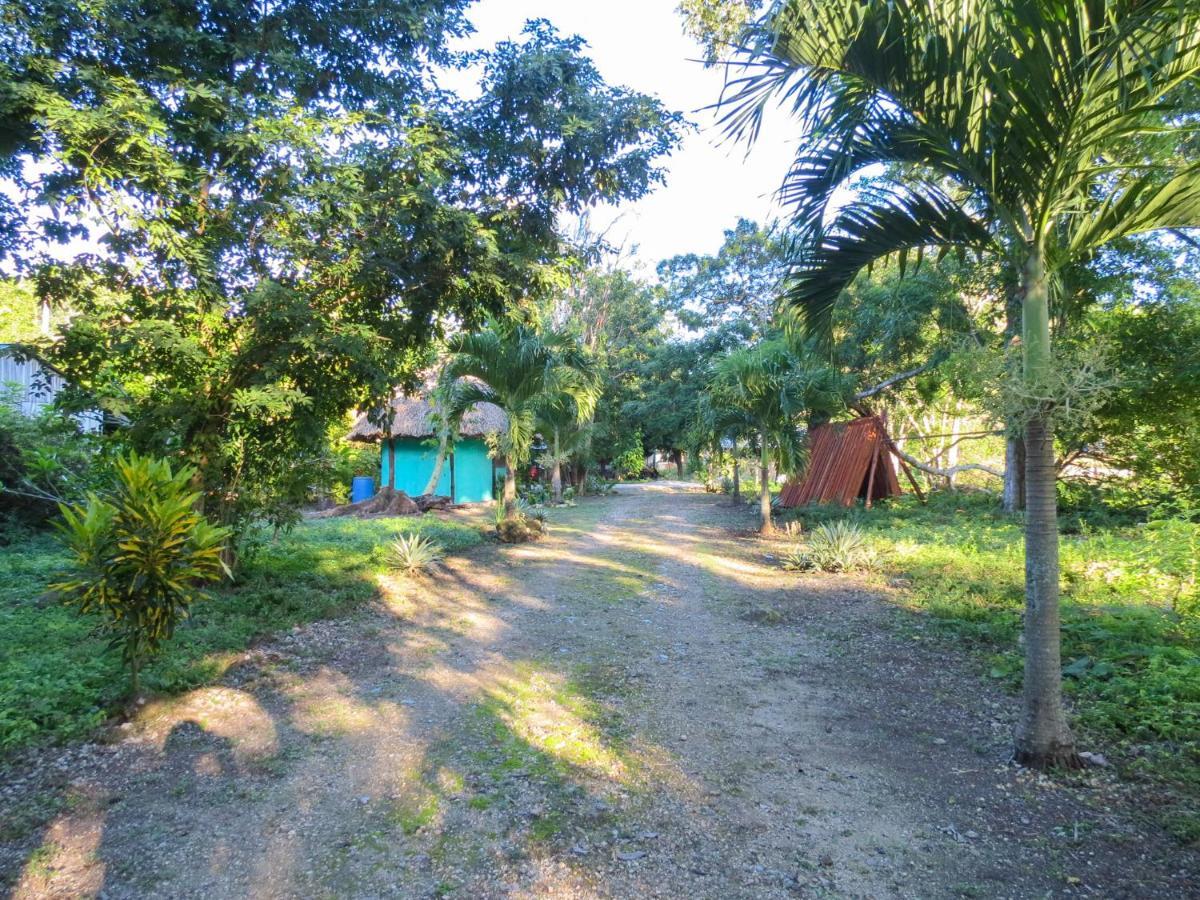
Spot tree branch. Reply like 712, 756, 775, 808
884, 441, 1005, 480
854, 357, 941, 401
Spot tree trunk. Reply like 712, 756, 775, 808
759, 431, 773, 535
551, 429, 563, 504
129, 650, 140, 699
383, 440, 396, 495
422, 433, 449, 496
731, 445, 740, 505
1003, 274, 1027, 512
1003, 436, 1026, 512
673, 448, 684, 478
1013, 248, 1079, 769
503, 456, 517, 514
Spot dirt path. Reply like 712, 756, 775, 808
2, 483, 1195, 898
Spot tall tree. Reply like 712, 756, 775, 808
719, 0, 1200, 766
658, 218, 788, 337
2, 7, 681, 538
709, 339, 844, 533
443, 323, 599, 513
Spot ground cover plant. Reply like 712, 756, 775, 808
0, 515, 482, 754
783, 492, 1200, 840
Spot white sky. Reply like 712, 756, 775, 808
454, 0, 801, 271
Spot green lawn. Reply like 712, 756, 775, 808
0, 516, 484, 755
785, 493, 1199, 841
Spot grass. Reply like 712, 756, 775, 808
782, 491, 1200, 841
0, 515, 483, 755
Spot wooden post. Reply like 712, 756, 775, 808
864, 439, 880, 509
449, 451, 456, 503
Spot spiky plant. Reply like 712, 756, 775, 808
783, 520, 875, 572
386, 532, 444, 577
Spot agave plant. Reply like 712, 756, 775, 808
385, 532, 444, 576
783, 521, 874, 573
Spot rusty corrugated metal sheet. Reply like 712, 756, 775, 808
778, 416, 901, 508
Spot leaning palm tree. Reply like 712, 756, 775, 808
721, 0, 1200, 766
443, 323, 598, 515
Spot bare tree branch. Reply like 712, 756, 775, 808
885, 441, 1005, 480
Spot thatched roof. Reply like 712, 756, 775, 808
347, 382, 506, 443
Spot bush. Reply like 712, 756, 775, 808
783, 520, 876, 573
584, 473, 616, 495
50, 453, 231, 696
613, 431, 646, 480
385, 532, 444, 576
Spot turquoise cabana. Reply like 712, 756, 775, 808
348, 386, 506, 504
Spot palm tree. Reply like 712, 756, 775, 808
537, 393, 597, 504
443, 323, 598, 514
722, 0, 1200, 766
420, 376, 466, 497
709, 339, 839, 534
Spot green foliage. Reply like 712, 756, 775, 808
50, 454, 231, 694
0, 388, 99, 534
4, 7, 680, 549
707, 338, 847, 470
613, 431, 647, 480
444, 322, 600, 478
385, 533, 444, 577
782, 520, 877, 572
787, 493, 1199, 817
0, 514, 481, 752
0, 280, 45, 342
678, 0, 763, 63
657, 218, 787, 336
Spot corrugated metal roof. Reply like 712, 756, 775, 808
778, 416, 902, 508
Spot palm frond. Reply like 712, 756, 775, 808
782, 185, 993, 336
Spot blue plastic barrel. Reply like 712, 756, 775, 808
350, 476, 375, 503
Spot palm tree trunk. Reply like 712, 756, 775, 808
759, 431, 773, 535
421, 433, 449, 496
551, 429, 563, 504
503, 456, 517, 514
731, 442, 740, 505
1014, 248, 1079, 769
1003, 286, 1027, 512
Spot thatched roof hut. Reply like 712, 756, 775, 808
346, 383, 506, 443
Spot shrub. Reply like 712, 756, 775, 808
495, 499, 545, 543
50, 453, 231, 696
613, 432, 646, 480
385, 532, 444, 576
515, 498, 546, 523
584, 474, 616, 495
783, 520, 876, 573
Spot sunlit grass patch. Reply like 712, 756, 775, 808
476, 663, 628, 780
